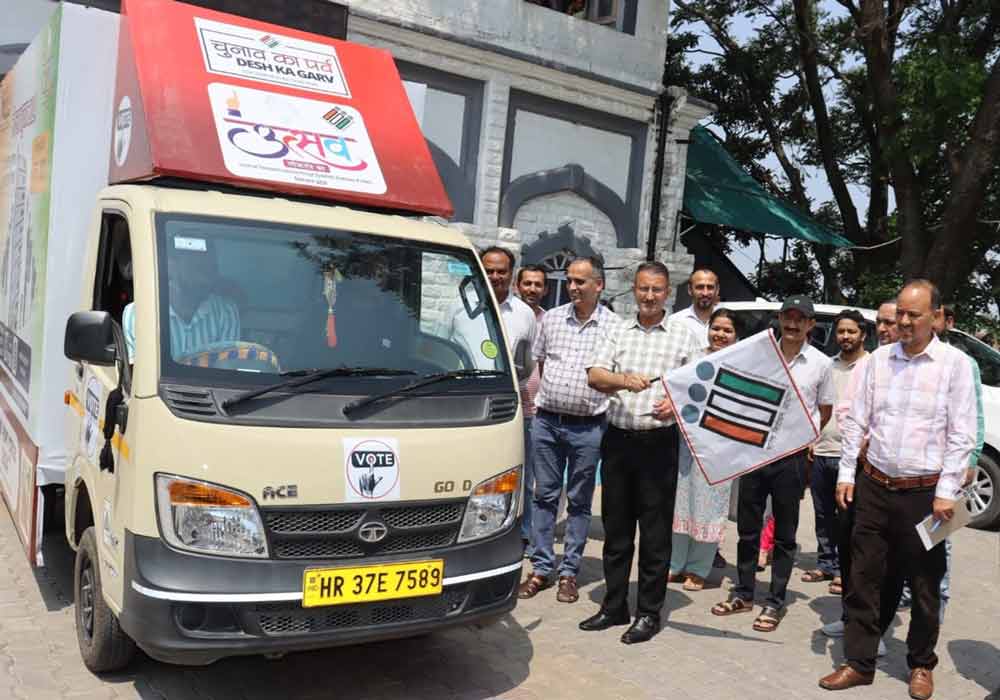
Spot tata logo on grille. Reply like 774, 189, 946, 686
358, 521, 388, 543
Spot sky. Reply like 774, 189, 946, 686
2, 0, 54, 74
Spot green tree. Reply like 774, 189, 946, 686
669, 0, 1000, 321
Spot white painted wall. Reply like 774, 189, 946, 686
343, 0, 667, 92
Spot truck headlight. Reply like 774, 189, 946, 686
457, 467, 521, 543
155, 474, 268, 558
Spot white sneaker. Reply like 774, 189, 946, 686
877, 639, 887, 657
821, 620, 845, 637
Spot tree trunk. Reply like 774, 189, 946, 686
924, 56, 1000, 299
857, 0, 927, 277
793, 0, 864, 244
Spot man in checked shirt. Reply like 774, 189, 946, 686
819, 280, 978, 700
517, 256, 620, 605
578, 261, 702, 644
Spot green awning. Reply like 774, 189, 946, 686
683, 126, 853, 248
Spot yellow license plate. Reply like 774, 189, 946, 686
302, 560, 444, 608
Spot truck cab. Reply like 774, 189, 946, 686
63, 185, 526, 669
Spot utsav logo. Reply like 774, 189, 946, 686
344, 438, 400, 502
207, 83, 387, 195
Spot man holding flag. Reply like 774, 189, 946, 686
710, 296, 833, 632
578, 261, 702, 644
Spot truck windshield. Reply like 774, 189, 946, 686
154, 213, 510, 386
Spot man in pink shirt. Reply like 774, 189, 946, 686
820, 281, 978, 699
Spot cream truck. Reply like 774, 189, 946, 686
1, 0, 527, 671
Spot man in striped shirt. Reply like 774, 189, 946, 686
820, 280, 978, 699
123, 243, 240, 361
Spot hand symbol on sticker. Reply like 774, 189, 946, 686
359, 467, 383, 497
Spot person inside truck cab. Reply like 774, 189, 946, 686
122, 237, 241, 361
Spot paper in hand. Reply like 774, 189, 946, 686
915, 494, 972, 551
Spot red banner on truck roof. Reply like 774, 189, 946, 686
110, 0, 453, 217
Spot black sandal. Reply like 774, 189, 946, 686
711, 597, 753, 616
752, 606, 783, 632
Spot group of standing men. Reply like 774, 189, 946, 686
470, 246, 981, 699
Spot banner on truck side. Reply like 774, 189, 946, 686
0, 3, 118, 566
663, 330, 819, 485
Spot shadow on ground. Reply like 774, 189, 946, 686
90, 616, 534, 700
949, 639, 1000, 698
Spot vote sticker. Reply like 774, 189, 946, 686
481, 340, 499, 359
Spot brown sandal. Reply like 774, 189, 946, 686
556, 576, 579, 603
517, 573, 553, 599
711, 597, 753, 616
683, 575, 706, 591
829, 577, 843, 595
801, 569, 834, 583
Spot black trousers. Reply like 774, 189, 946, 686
837, 497, 855, 623
599, 424, 680, 620
845, 472, 946, 675
734, 451, 806, 609
838, 485, 906, 629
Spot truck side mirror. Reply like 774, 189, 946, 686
513, 337, 534, 382
65, 311, 117, 366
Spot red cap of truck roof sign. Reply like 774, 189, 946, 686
109, 0, 453, 218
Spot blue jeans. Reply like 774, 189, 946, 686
529, 411, 605, 578
521, 417, 534, 549
810, 455, 841, 577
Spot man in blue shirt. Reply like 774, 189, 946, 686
123, 238, 240, 361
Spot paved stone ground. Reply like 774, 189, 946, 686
1, 492, 998, 700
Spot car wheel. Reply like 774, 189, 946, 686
967, 452, 1000, 530
75, 527, 136, 672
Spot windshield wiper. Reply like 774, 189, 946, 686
221, 367, 417, 412
342, 369, 506, 417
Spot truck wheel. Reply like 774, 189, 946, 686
75, 527, 136, 672
968, 453, 1000, 530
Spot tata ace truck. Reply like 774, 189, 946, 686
1, 0, 526, 671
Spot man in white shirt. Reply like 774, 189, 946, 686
820, 280, 978, 699
670, 268, 720, 348
443, 247, 536, 369
712, 296, 833, 632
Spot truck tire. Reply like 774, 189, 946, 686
968, 452, 1000, 530
74, 527, 136, 672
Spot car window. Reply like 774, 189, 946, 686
948, 331, 1000, 388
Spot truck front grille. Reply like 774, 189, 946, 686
262, 500, 466, 560
252, 587, 468, 635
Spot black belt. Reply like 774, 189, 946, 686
536, 408, 605, 426
608, 424, 675, 439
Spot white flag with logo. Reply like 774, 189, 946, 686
663, 330, 818, 485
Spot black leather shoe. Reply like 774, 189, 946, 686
578, 609, 631, 631
620, 615, 660, 644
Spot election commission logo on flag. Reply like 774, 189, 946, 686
663, 329, 819, 485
